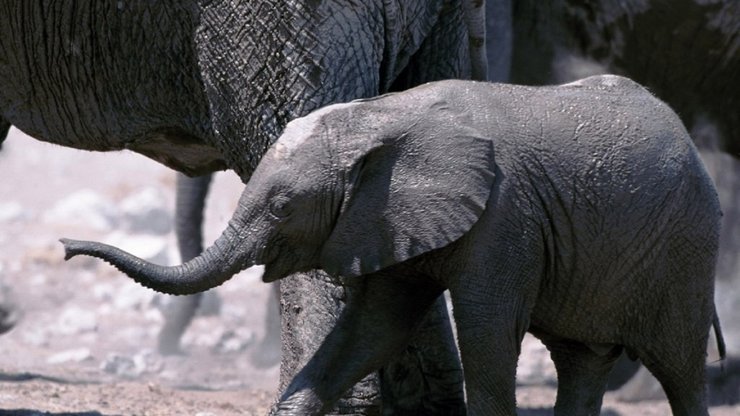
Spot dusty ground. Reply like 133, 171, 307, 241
1, 129, 738, 415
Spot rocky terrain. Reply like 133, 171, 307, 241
0, 128, 738, 415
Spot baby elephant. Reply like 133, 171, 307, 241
63, 75, 724, 415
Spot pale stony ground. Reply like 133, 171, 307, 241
0, 129, 738, 415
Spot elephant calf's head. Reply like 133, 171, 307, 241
253, 93, 497, 281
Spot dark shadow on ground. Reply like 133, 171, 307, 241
516, 408, 553, 416
0, 374, 106, 416
0, 372, 98, 385
517, 408, 620, 416
0, 411, 104, 416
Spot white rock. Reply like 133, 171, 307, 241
47, 348, 93, 364
43, 189, 119, 231
186, 326, 224, 349
55, 306, 98, 335
101, 354, 137, 377
22, 327, 49, 347
213, 329, 255, 354
120, 187, 172, 235
101, 350, 162, 378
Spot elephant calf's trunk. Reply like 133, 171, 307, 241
61, 238, 245, 295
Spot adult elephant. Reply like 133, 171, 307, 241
508, 0, 739, 401
167, 0, 502, 365
0, 1, 491, 413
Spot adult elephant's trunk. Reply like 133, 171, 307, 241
61, 191, 258, 296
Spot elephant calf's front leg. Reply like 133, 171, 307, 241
273, 271, 445, 416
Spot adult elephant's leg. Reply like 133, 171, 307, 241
279, 271, 382, 415
380, 295, 466, 414
485, 0, 513, 82
275, 271, 446, 415
282, 282, 465, 415
250, 282, 282, 368
157, 173, 213, 355
191, 1, 469, 411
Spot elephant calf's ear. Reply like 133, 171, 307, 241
321, 129, 496, 278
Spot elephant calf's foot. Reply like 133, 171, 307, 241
271, 390, 325, 416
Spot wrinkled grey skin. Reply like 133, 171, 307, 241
166, 0, 498, 379
507, 0, 740, 398
0, 1, 491, 413
63, 75, 725, 415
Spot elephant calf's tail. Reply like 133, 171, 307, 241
713, 306, 726, 363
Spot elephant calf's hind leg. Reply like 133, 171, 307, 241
536, 333, 622, 415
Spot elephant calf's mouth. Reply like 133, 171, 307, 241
260, 250, 315, 283
262, 262, 292, 283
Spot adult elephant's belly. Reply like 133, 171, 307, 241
0, 0, 225, 176
123, 130, 227, 176
6, 110, 226, 176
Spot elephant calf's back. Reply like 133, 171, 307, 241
512, 76, 722, 341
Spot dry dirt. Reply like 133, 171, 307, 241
1, 129, 738, 415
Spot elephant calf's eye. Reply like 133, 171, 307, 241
269, 196, 292, 219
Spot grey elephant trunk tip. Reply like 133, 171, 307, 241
60, 238, 117, 264
59, 238, 164, 293
59, 238, 86, 261
59, 238, 132, 276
